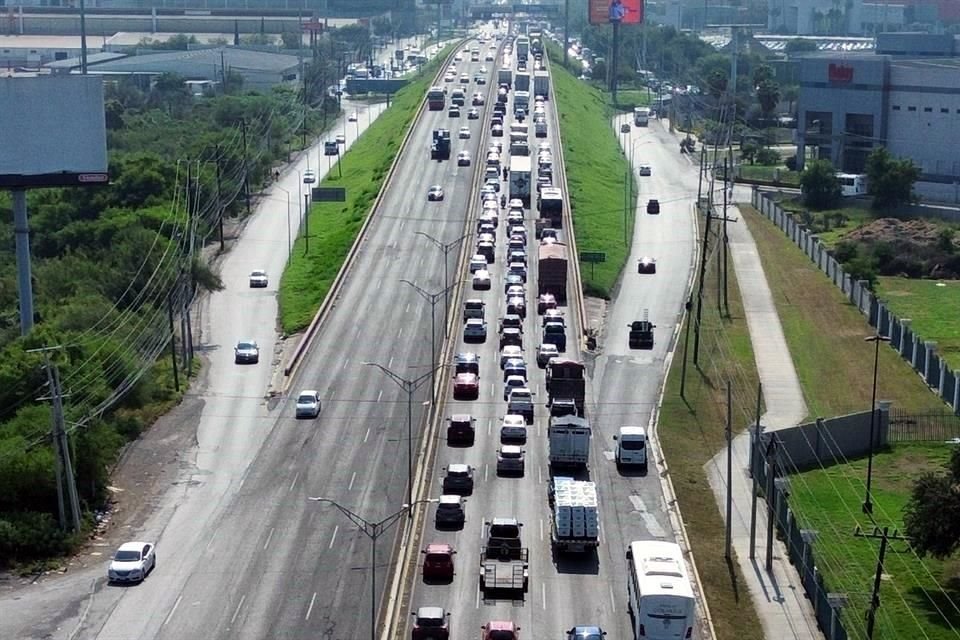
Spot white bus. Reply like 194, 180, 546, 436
634, 106, 651, 127
626, 541, 696, 640
836, 173, 868, 197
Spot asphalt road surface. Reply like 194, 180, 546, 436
0, 35, 469, 640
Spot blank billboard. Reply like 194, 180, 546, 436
589, 0, 644, 24
0, 76, 108, 188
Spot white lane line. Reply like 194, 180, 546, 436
263, 527, 275, 550
400, 220, 405, 231
364, 427, 371, 443
541, 583, 546, 610
162, 595, 183, 627
539, 518, 544, 542
377, 278, 383, 290
475, 587, 481, 609
349, 471, 357, 491
398, 327, 404, 339
609, 585, 617, 613
537, 422, 542, 438
406, 302, 411, 313
489, 383, 495, 397
388, 356, 394, 368
230, 594, 246, 625
628, 495, 668, 538
341, 359, 348, 372
377, 389, 383, 402
305, 592, 318, 621
329, 525, 339, 549
484, 464, 489, 483
488, 419, 493, 436
205, 534, 217, 553
537, 465, 542, 484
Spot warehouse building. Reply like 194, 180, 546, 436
796, 32, 960, 201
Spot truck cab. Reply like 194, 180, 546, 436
628, 319, 655, 349
613, 426, 648, 471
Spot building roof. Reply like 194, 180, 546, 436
104, 32, 235, 48
86, 46, 299, 78
45, 52, 127, 70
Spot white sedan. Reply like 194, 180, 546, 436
459, 127, 471, 139
303, 169, 316, 184
108, 541, 156, 584
296, 390, 321, 418
248, 269, 268, 288
472, 269, 491, 290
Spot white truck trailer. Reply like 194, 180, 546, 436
549, 477, 599, 553
509, 156, 532, 207
547, 415, 590, 469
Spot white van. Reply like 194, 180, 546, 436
613, 426, 647, 471
626, 540, 696, 640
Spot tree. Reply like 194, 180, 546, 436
740, 140, 760, 164
752, 64, 774, 89
800, 159, 842, 210
782, 84, 800, 115
903, 448, 960, 559
756, 79, 781, 120
281, 30, 303, 50
865, 146, 920, 210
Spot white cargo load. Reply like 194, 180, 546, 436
550, 477, 600, 552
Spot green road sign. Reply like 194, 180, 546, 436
312, 187, 346, 202
580, 252, 607, 263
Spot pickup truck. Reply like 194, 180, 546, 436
507, 388, 535, 424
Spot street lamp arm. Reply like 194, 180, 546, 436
400, 279, 459, 303
415, 230, 470, 252
307, 497, 374, 531
364, 361, 444, 391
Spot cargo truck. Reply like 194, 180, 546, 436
533, 71, 549, 99
549, 477, 600, 553
513, 91, 530, 117
537, 242, 568, 304
548, 414, 590, 469
514, 71, 531, 93
509, 156, 532, 207
537, 187, 563, 228
516, 36, 530, 61
545, 358, 584, 415
479, 518, 529, 597
498, 67, 513, 89
431, 129, 451, 161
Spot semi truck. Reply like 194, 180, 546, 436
545, 358, 584, 415
533, 71, 549, 99
431, 129, 451, 160
549, 477, 600, 553
498, 67, 513, 88
537, 242, 567, 303
509, 156, 532, 207
514, 71, 531, 93
548, 414, 590, 469
537, 187, 563, 228
516, 36, 530, 61
479, 518, 529, 597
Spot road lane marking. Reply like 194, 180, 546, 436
475, 587, 480, 609
377, 390, 383, 402
289, 471, 300, 492
263, 527, 275, 550
329, 525, 339, 549
541, 583, 546, 609
602, 450, 615, 461
349, 471, 357, 491
388, 356, 394, 368
400, 220, 405, 231
488, 419, 493, 436
364, 427, 371, 442
537, 465, 542, 483
609, 585, 617, 613
539, 518, 544, 541
377, 278, 383, 290
628, 495, 668, 538
341, 359, 348, 372
398, 327, 404, 339
162, 595, 182, 627
484, 464, 489, 483
205, 534, 217, 553
306, 592, 318, 621
230, 594, 246, 625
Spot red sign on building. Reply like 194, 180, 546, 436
828, 63, 854, 84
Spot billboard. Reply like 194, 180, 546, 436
0, 76, 108, 188
589, 0, 644, 25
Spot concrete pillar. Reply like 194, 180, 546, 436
878, 400, 892, 447
925, 341, 938, 384
939, 357, 948, 398
954, 370, 960, 415
899, 319, 912, 356
912, 334, 923, 370
152, 7, 158, 33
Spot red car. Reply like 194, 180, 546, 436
421, 543, 456, 581
482, 620, 520, 640
453, 373, 480, 400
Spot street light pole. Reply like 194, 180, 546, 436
414, 231, 470, 327
863, 332, 891, 515
400, 279, 459, 404
274, 185, 293, 256
307, 497, 438, 640
365, 362, 445, 512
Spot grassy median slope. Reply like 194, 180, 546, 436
548, 46, 633, 298
279, 46, 453, 334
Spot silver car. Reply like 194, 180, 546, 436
108, 541, 156, 584
496, 445, 525, 475
296, 390, 321, 418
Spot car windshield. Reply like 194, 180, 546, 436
251, 270, 265, 277
298, 394, 316, 404
419, 618, 444, 627
237, 342, 256, 350
621, 439, 646, 451
115, 550, 141, 561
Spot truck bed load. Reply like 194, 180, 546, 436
548, 414, 590, 469
538, 242, 567, 304
549, 477, 599, 552
545, 358, 585, 415
479, 519, 529, 595
431, 129, 451, 160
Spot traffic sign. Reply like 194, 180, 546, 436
312, 187, 346, 202
580, 252, 607, 263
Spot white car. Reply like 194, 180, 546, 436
497, 445, 525, 475
469, 255, 488, 273
296, 389, 321, 418
464, 318, 488, 342
108, 541, 156, 584
503, 374, 527, 400
537, 343, 560, 367
473, 269, 491, 290
458, 150, 472, 166
336, 134, 346, 145
500, 345, 523, 368
303, 169, 316, 184
248, 269, 268, 288
500, 414, 527, 443
459, 127, 471, 139
348, 113, 358, 122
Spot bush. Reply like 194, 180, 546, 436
755, 147, 781, 166
0, 511, 72, 565
800, 159, 842, 210
785, 155, 797, 171
833, 240, 859, 263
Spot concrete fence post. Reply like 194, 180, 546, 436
925, 341, 938, 385
878, 303, 889, 336
878, 400, 892, 447
939, 358, 948, 398
899, 319, 912, 357
913, 334, 924, 370
954, 371, 960, 415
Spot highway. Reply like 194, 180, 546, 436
0, 35, 468, 640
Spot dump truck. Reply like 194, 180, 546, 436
431, 129, 451, 161
549, 477, 600, 553
479, 518, 529, 597
628, 312, 655, 349
514, 71, 531, 93
548, 415, 590, 469
545, 358, 585, 416
538, 242, 567, 304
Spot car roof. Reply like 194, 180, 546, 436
450, 412, 474, 421
425, 543, 454, 554
448, 463, 471, 473
455, 352, 478, 361
500, 445, 523, 454
503, 414, 525, 424
438, 494, 463, 505
486, 621, 518, 631
506, 375, 525, 383
417, 606, 446, 619
298, 389, 319, 396
117, 541, 151, 551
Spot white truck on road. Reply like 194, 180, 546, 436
548, 415, 590, 469
534, 70, 549, 99
509, 156, 532, 207
549, 477, 599, 553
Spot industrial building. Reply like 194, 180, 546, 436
796, 32, 960, 201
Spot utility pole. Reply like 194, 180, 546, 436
240, 118, 251, 216
679, 298, 693, 398
79, 0, 88, 74
692, 180, 713, 366
32, 348, 82, 533
167, 292, 180, 393
304, 193, 310, 254
749, 383, 762, 558
765, 436, 777, 572
725, 380, 733, 561
563, 0, 570, 66
722, 157, 730, 316
215, 145, 225, 252
865, 527, 890, 639
414, 231, 469, 326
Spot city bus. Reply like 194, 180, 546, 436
626, 540, 696, 640
634, 106, 651, 127
427, 86, 446, 111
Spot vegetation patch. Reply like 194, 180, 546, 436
279, 46, 453, 334
787, 444, 960, 640
874, 277, 960, 370
547, 45, 633, 298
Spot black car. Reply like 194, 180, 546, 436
647, 199, 660, 214
638, 257, 657, 274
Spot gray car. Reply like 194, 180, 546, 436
234, 340, 260, 364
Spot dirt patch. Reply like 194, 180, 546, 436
845, 217, 949, 247
842, 217, 960, 279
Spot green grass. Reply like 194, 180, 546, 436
736, 164, 800, 186
657, 214, 765, 640
788, 444, 960, 640
608, 88, 652, 111
548, 48, 633, 298
742, 206, 948, 419
278, 46, 454, 334
875, 278, 960, 370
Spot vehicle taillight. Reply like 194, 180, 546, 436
637, 625, 645, 637
685, 628, 692, 639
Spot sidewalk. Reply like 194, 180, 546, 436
704, 201, 821, 639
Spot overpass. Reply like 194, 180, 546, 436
468, 2, 562, 18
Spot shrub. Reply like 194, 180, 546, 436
755, 147, 781, 166
785, 155, 797, 171
800, 159, 842, 210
